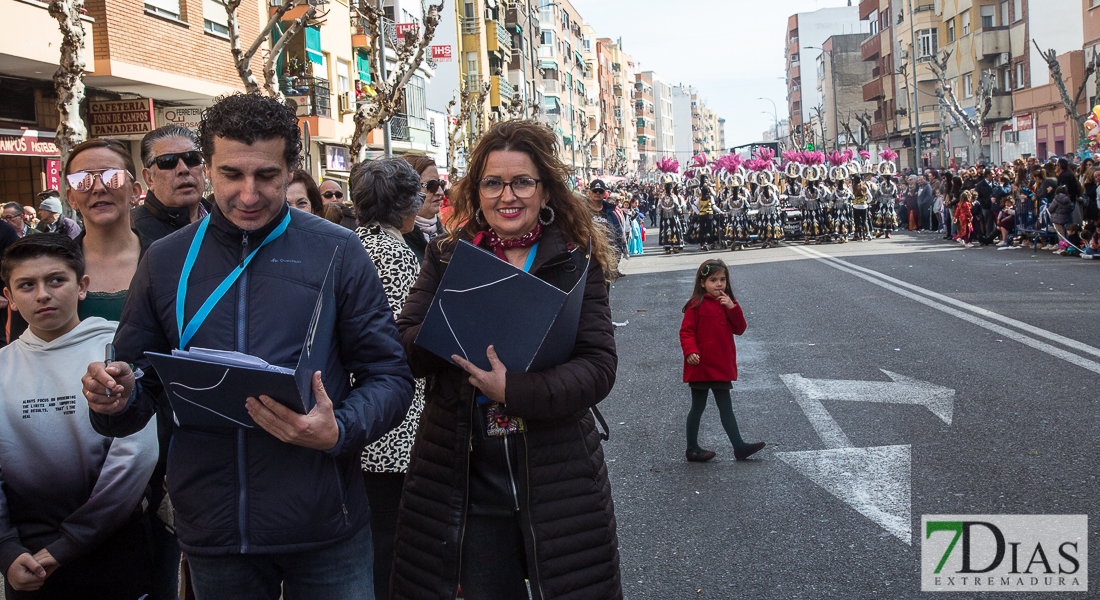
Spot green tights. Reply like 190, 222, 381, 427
686, 387, 747, 451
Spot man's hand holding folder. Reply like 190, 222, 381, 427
83, 361, 137, 415
246, 371, 340, 451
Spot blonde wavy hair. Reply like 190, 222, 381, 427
444, 120, 614, 270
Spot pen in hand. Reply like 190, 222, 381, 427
104, 343, 115, 398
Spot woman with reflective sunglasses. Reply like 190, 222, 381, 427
64, 138, 152, 321
400, 153, 447, 264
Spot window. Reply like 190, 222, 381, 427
980, 5, 995, 28
336, 59, 350, 94
1000, 1, 1009, 26
962, 10, 970, 35
916, 28, 938, 60
406, 75, 427, 127
963, 73, 973, 97
466, 51, 478, 79
1015, 61, 1024, 89
1013, 0, 1022, 21
203, 0, 228, 35
540, 29, 553, 45
947, 18, 955, 42
464, 2, 475, 18
146, 0, 180, 18
869, 9, 878, 35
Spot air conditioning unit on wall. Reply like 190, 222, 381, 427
995, 53, 1010, 67
338, 92, 354, 115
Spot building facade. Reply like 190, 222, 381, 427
818, 33, 875, 152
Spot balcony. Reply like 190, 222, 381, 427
490, 75, 514, 107
861, 31, 881, 61
858, 0, 877, 20
486, 20, 511, 56
269, 0, 326, 21
975, 28, 1009, 58
388, 114, 410, 141
351, 15, 371, 48
988, 92, 1013, 121
460, 15, 480, 36
863, 77, 884, 101
283, 76, 331, 118
871, 122, 886, 138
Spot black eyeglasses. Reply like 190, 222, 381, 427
322, 191, 344, 200
421, 179, 446, 194
479, 177, 541, 199
153, 151, 203, 171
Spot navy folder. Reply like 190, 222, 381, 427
415, 240, 589, 373
145, 250, 337, 429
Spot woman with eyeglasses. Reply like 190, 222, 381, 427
64, 138, 152, 321
391, 120, 620, 600
400, 154, 447, 264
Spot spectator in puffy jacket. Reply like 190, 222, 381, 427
81, 92, 414, 599
1050, 186, 1075, 243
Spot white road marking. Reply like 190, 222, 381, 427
792, 244, 1100, 361
779, 374, 853, 449
785, 244, 1100, 376
777, 445, 912, 545
783, 370, 955, 425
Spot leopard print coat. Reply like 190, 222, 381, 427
357, 224, 425, 473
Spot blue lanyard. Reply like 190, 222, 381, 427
522, 241, 539, 273
175, 211, 292, 350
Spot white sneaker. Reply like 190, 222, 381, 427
996, 241, 1007, 247
1082, 254, 1095, 259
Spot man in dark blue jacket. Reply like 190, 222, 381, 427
81, 93, 413, 599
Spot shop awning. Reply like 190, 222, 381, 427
538, 61, 557, 70
356, 49, 371, 84
306, 26, 323, 65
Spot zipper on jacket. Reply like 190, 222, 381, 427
333, 462, 350, 526
501, 435, 520, 511
236, 235, 250, 554
453, 389, 475, 600
522, 434, 546, 600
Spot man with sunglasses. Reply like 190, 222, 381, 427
34, 192, 80, 239
320, 180, 357, 229
81, 93, 413, 599
133, 125, 212, 242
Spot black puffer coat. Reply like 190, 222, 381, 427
391, 225, 621, 600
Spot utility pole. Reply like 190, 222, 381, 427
378, 0, 391, 155
906, 0, 921, 172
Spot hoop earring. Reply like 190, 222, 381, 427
475, 208, 484, 225
538, 206, 555, 226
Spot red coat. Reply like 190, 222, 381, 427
680, 294, 747, 382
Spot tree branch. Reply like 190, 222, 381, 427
1032, 38, 1087, 144
48, 0, 88, 178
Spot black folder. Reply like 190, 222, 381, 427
145, 250, 337, 429
415, 241, 589, 372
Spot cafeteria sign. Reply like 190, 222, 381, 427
90, 98, 155, 137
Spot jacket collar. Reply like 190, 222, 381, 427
206, 200, 291, 248
143, 189, 199, 229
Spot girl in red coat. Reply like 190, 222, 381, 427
679, 259, 766, 462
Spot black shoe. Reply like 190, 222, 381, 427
734, 441, 766, 461
686, 448, 717, 462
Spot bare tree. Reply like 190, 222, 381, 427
1032, 39, 1098, 146
928, 49, 991, 158
226, 0, 323, 100
349, 0, 444, 161
445, 80, 491, 181
48, 0, 88, 172
580, 122, 606, 178
841, 108, 870, 152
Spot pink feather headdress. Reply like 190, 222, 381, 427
714, 154, 743, 173
826, 150, 846, 167
879, 148, 899, 162
859, 150, 871, 160
656, 157, 680, 174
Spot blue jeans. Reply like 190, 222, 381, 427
186, 526, 374, 600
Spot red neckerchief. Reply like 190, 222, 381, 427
471, 223, 543, 261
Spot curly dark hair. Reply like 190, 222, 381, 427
199, 93, 301, 170
349, 157, 423, 230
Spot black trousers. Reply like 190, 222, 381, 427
363, 471, 405, 600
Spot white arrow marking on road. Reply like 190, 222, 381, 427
776, 370, 953, 545
777, 445, 912, 545
783, 369, 955, 433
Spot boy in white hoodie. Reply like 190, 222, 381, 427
0, 234, 157, 599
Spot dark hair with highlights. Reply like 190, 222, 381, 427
199, 93, 301, 170
2, 233, 85, 287
682, 259, 735, 313
349, 157, 424, 229
288, 169, 323, 215
445, 120, 613, 270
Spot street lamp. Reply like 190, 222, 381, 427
758, 97, 779, 145
803, 45, 838, 152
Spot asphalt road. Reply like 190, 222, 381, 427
601, 229, 1099, 599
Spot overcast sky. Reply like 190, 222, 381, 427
572, 0, 856, 150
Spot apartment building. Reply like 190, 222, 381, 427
595, 38, 615, 174
817, 33, 874, 152
456, 0, 516, 128
1002, 0, 1084, 161
634, 72, 656, 171
645, 71, 675, 162
786, 6, 866, 147
603, 39, 639, 174
534, 0, 589, 171
504, 0, 543, 115
889, 2, 943, 168
580, 23, 602, 176
717, 117, 725, 152
671, 85, 693, 163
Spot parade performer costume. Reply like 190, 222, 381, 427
756, 183, 783, 247
873, 149, 900, 237
695, 173, 719, 251
801, 181, 825, 242
658, 185, 685, 253
831, 179, 854, 240
852, 180, 871, 241
727, 187, 751, 248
